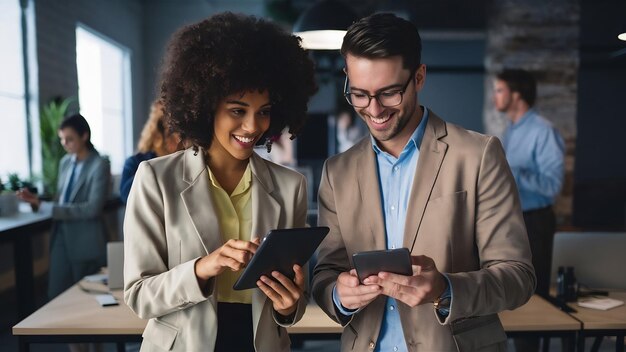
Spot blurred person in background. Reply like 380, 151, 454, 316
494, 68, 565, 352
17, 113, 110, 301
119, 100, 181, 204
336, 106, 368, 153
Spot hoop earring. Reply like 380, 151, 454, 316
265, 138, 273, 153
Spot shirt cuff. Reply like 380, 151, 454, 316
332, 285, 358, 316
436, 274, 453, 317
272, 309, 296, 327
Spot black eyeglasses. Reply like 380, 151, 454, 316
343, 74, 414, 108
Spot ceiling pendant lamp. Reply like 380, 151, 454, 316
293, 0, 357, 50
619, 23, 626, 41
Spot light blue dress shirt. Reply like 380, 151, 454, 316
60, 156, 84, 204
371, 108, 428, 352
502, 109, 565, 211
332, 108, 432, 352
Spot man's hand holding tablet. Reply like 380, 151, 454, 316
352, 248, 412, 283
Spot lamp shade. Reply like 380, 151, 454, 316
293, 0, 357, 50
619, 23, 626, 41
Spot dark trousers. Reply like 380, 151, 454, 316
215, 302, 254, 352
523, 206, 556, 298
515, 206, 556, 352
48, 232, 101, 300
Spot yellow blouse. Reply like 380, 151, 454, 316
207, 165, 253, 304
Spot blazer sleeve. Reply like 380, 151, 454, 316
311, 160, 354, 326
443, 136, 536, 323
51, 157, 110, 220
123, 162, 209, 320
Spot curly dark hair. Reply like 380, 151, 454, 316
159, 12, 318, 150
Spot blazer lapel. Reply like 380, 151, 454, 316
56, 157, 70, 202
356, 140, 387, 250
68, 152, 97, 202
180, 148, 222, 255
249, 154, 280, 240
403, 112, 448, 251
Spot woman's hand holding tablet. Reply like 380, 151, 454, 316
232, 226, 329, 290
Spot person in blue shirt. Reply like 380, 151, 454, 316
494, 69, 565, 352
312, 13, 535, 352
494, 68, 565, 299
119, 100, 181, 204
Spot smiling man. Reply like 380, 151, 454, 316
311, 13, 536, 352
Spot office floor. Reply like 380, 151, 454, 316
1, 332, 623, 352
0, 331, 341, 352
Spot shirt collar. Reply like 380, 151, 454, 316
71, 151, 94, 165
371, 106, 430, 156
231, 164, 252, 196
207, 163, 252, 196
510, 108, 536, 129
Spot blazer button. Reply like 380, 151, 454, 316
369, 341, 376, 349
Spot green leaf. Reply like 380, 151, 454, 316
39, 97, 74, 196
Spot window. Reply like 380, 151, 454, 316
76, 25, 132, 175
0, 0, 29, 179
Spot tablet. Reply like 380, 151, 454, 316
352, 248, 412, 283
233, 226, 330, 290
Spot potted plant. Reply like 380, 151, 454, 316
6, 173, 38, 193
0, 175, 19, 216
40, 97, 73, 197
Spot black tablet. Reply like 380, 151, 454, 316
352, 248, 413, 283
232, 226, 330, 290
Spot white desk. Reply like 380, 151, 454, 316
0, 203, 52, 232
500, 294, 581, 352
499, 294, 581, 332
14, 279, 584, 352
569, 291, 626, 352
13, 282, 142, 352
0, 203, 52, 318
291, 295, 582, 339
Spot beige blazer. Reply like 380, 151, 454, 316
123, 149, 308, 352
312, 112, 535, 352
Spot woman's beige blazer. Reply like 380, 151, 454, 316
123, 149, 308, 352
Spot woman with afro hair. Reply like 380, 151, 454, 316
123, 12, 317, 352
